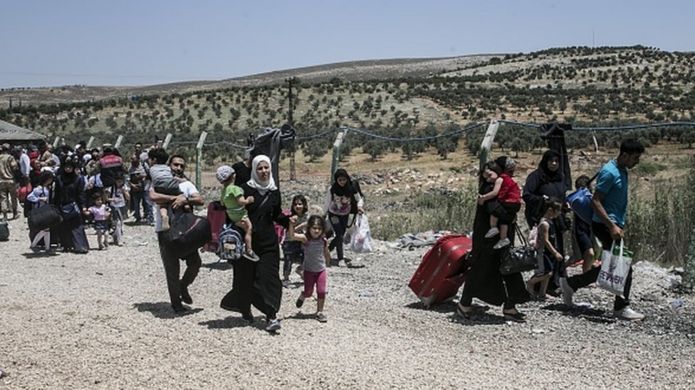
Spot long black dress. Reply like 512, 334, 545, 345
221, 184, 289, 319
53, 170, 89, 253
459, 182, 529, 309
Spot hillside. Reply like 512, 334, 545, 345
1, 45, 694, 159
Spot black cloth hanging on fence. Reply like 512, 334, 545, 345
540, 123, 572, 191
248, 124, 296, 188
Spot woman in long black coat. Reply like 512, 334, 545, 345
457, 160, 529, 321
221, 155, 289, 332
522, 150, 570, 289
53, 155, 89, 253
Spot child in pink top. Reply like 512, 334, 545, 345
288, 214, 331, 323
85, 195, 111, 250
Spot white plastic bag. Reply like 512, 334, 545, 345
597, 240, 633, 297
349, 214, 373, 253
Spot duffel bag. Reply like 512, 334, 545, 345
28, 205, 63, 231
162, 210, 212, 255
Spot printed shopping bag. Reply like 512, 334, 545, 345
597, 240, 633, 297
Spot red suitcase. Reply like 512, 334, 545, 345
202, 201, 228, 253
408, 234, 472, 307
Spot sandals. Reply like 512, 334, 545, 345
455, 303, 489, 319
503, 310, 527, 323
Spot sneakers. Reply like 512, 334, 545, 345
296, 295, 305, 309
265, 319, 281, 332
243, 250, 260, 262
316, 312, 327, 323
484, 227, 499, 238
559, 277, 574, 306
492, 238, 510, 249
615, 307, 645, 321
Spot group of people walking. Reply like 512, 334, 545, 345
2, 135, 647, 333
458, 139, 646, 322
151, 151, 364, 332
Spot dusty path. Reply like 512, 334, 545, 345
1, 216, 694, 389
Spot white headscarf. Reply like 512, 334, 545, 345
247, 155, 277, 195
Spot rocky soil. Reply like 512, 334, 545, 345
1, 213, 695, 389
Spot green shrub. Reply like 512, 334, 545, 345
627, 159, 695, 265
632, 160, 667, 176
371, 184, 478, 240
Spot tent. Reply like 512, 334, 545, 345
0, 119, 45, 144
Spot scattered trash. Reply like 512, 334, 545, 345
670, 298, 685, 311
358, 289, 374, 298
532, 328, 546, 334
0, 368, 5, 378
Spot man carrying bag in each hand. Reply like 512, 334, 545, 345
559, 139, 645, 321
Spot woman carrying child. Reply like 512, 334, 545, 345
220, 155, 290, 333
288, 214, 331, 322
526, 198, 563, 300
457, 158, 529, 322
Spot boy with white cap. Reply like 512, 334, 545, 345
217, 165, 259, 261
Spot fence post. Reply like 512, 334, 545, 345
479, 119, 500, 171
685, 227, 695, 290
162, 133, 173, 150
330, 128, 348, 180
114, 135, 124, 150
195, 131, 208, 191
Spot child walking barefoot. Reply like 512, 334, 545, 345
289, 214, 331, 322
526, 199, 563, 300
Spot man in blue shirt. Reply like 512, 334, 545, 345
560, 139, 645, 320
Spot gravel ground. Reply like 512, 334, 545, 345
1, 215, 695, 389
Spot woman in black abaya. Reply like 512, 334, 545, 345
53, 155, 89, 254
221, 155, 289, 332
457, 159, 529, 321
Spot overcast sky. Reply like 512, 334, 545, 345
1, 0, 693, 88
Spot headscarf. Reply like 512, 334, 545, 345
538, 149, 563, 183
246, 155, 277, 195
330, 168, 355, 197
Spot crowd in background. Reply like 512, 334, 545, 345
0, 139, 162, 253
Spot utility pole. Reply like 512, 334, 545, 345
286, 77, 297, 181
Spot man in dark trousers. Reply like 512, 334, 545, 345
149, 152, 204, 314
560, 139, 645, 320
